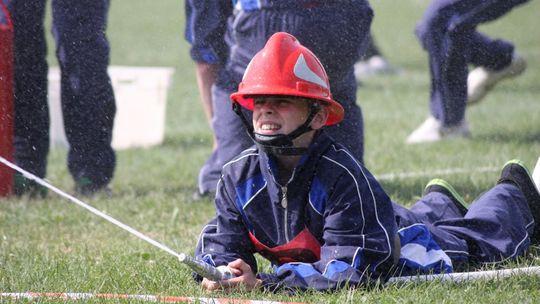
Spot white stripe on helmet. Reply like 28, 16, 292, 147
293, 54, 328, 89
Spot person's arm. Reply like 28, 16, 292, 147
184, 0, 232, 148
184, 0, 230, 65
195, 62, 219, 130
195, 177, 259, 288
201, 258, 262, 291
258, 170, 398, 292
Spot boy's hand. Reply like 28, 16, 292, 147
201, 259, 262, 291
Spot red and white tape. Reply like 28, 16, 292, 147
0, 292, 302, 304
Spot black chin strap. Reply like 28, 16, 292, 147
233, 102, 321, 156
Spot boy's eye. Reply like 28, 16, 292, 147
254, 99, 292, 107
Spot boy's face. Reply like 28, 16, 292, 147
252, 96, 328, 138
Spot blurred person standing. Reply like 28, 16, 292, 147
407, 0, 529, 144
186, 0, 373, 199
7, 0, 116, 196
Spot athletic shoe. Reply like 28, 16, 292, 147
192, 190, 213, 202
498, 159, 540, 243
354, 55, 397, 81
13, 173, 48, 198
424, 178, 468, 216
467, 52, 527, 105
406, 116, 470, 144
75, 177, 112, 196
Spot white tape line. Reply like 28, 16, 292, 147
376, 166, 499, 181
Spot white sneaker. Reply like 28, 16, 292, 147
467, 52, 527, 105
406, 116, 470, 144
354, 55, 397, 81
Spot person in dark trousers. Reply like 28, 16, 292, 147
193, 32, 540, 292
7, 0, 116, 196
186, 0, 373, 200
354, 33, 398, 82
407, 0, 529, 144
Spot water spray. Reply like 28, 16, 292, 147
0, 156, 232, 281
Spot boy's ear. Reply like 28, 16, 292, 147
310, 106, 329, 130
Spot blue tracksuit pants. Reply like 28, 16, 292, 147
393, 183, 533, 264
9, 0, 116, 187
415, 0, 529, 125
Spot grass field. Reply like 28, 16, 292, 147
1, 0, 540, 303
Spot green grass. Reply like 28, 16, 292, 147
2, 0, 540, 303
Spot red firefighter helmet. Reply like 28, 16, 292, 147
230, 32, 344, 126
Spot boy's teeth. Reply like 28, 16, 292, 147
262, 124, 279, 130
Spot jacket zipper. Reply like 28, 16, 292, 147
281, 185, 290, 243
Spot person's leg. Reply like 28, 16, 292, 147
414, 0, 472, 127
9, 0, 49, 196
407, 0, 471, 143
466, 33, 526, 104
498, 159, 540, 242
354, 33, 397, 82
392, 200, 464, 273
10, 0, 49, 178
52, 0, 116, 192
407, 0, 527, 143
467, 32, 514, 70
196, 11, 260, 195
458, 0, 529, 104
394, 180, 470, 263
326, 74, 364, 161
435, 183, 532, 263
359, 33, 380, 60
197, 80, 253, 195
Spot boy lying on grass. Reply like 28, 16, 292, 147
194, 32, 540, 292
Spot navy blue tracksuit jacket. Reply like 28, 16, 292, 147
195, 131, 535, 291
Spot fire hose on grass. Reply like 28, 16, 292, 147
0, 156, 231, 281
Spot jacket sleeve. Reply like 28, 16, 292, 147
258, 169, 398, 292
195, 177, 259, 273
184, 0, 232, 64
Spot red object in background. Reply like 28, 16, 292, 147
0, 2, 14, 197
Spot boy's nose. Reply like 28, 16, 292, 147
260, 101, 275, 112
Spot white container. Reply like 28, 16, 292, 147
533, 156, 540, 191
48, 66, 174, 150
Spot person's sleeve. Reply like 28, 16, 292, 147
196, 177, 258, 273
184, 0, 232, 65
258, 170, 398, 292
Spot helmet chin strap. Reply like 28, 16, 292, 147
233, 102, 321, 156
